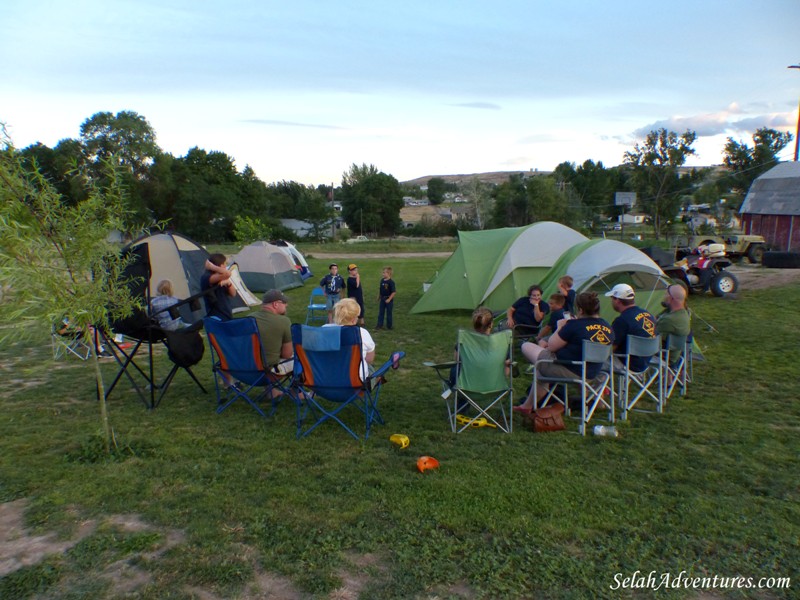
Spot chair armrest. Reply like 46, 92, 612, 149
371, 350, 406, 379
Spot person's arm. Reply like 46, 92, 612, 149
543, 329, 568, 353
533, 301, 546, 323
279, 341, 293, 360
385, 280, 396, 303
506, 306, 516, 329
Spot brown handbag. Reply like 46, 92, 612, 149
532, 404, 565, 432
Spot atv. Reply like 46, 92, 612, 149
661, 247, 739, 297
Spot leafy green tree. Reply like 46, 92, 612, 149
232, 215, 272, 245
426, 177, 446, 205
623, 128, 697, 239
338, 163, 403, 236
0, 133, 143, 454
491, 174, 529, 227
80, 110, 160, 179
722, 127, 793, 193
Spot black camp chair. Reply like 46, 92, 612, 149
101, 240, 208, 409
102, 302, 207, 409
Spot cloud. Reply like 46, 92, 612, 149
448, 102, 502, 110
243, 119, 346, 130
516, 132, 560, 144
633, 105, 795, 139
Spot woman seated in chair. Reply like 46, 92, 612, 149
324, 298, 375, 381
449, 307, 512, 412
504, 285, 550, 339
514, 291, 613, 414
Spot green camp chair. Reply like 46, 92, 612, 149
428, 329, 514, 433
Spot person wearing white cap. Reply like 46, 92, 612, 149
605, 284, 655, 372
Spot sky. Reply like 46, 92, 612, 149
3, 0, 800, 186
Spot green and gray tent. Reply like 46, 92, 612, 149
539, 238, 670, 322
411, 222, 588, 313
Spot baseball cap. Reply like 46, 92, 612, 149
348, 263, 358, 270
262, 289, 289, 304
605, 283, 635, 300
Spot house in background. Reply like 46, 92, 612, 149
739, 162, 800, 251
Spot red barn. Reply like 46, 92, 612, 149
739, 162, 800, 252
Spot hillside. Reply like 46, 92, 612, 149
402, 170, 550, 187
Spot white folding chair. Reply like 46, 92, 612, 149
533, 340, 614, 435
616, 334, 662, 420
51, 322, 91, 361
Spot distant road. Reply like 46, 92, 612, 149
312, 252, 450, 259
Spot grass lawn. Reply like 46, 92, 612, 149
0, 253, 798, 599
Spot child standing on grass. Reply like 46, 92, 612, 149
376, 266, 396, 330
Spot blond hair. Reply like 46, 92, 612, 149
156, 279, 174, 297
558, 275, 573, 289
333, 298, 361, 325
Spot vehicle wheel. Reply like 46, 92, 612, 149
762, 251, 800, 269
747, 244, 765, 264
711, 271, 738, 296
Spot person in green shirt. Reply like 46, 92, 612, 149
655, 284, 691, 340
253, 289, 293, 374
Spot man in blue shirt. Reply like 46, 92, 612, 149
605, 283, 656, 372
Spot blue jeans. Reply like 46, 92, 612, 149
377, 299, 393, 329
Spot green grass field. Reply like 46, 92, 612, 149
0, 253, 797, 599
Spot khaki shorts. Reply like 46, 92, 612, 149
536, 350, 579, 379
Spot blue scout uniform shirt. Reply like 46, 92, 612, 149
555, 317, 614, 378
611, 306, 656, 372
320, 273, 345, 296
511, 296, 550, 328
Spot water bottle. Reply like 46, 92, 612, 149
593, 425, 619, 437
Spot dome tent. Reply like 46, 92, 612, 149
538, 238, 670, 322
271, 239, 313, 280
411, 222, 588, 314
120, 232, 259, 324
231, 241, 304, 293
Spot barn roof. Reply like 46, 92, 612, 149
739, 162, 800, 216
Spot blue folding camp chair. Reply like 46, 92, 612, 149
204, 317, 294, 418
290, 324, 404, 440
305, 287, 328, 325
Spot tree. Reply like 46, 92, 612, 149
0, 131, 143, 454
338, 163, 403, 236
426, 177, 446, 205
722, 127, 793, 193
460, 177, 491, 229
80, 110, 160, 179
491, 174, 529, 227
623, 128, 697, 239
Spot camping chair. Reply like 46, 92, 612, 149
493, 312, 540, 346
532, 340, 613, 435
102, 305, 207, 409
305, 287, 328, 325
661, 334, 689, 403
51, 320, 91, 361
615, 334, 663, 419
426, 329, 514, 433
290, 324, 404, 440
204, 316, 294, 418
